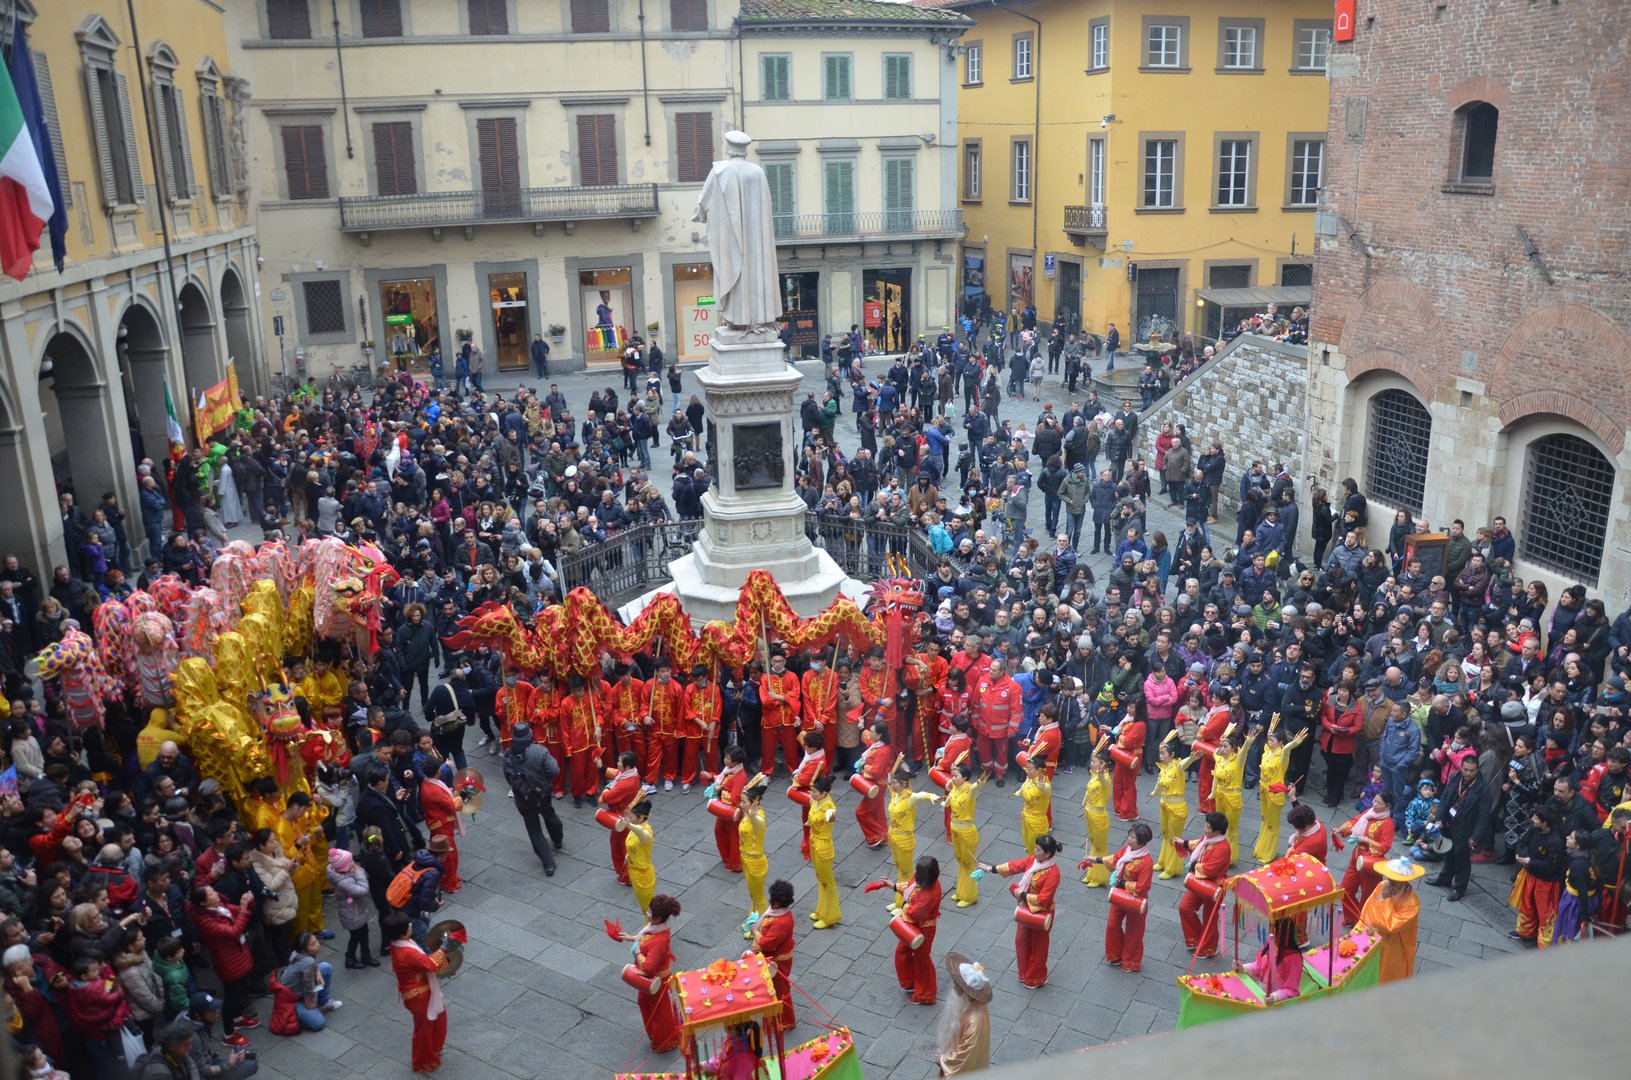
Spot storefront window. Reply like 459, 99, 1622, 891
580, 267, 632, 366
488, 272, 530, 370
380, 277, 440, 373
672, 262, 716, 364
780, 271, 821, 360
862, 267, 911, 354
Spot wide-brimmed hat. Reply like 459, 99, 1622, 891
944, 950, 994, 1004
1375, 855, 1428, 883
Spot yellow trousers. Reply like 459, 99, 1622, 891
291, 877, 325, 935
952, 826, 980, 904
1021, 814, 1050, 857
1217, 795, 1242, 863
1158, 800, 1188, 878
743, 855, 768, 918
1252, 794, 1284, 864
812, 846, 842, 925
632, 871, 656, 918
1083, 810, 1110, 886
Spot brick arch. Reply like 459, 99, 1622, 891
1498, 392, 1624, 456
1337, 278, 1445, 399
1343, 350, 1438, 404
1488, 302, 1631, 451
1448, 76, 1511, 113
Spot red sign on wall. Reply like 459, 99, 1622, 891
1335, 0, 1355, 42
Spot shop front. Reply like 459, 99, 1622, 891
487, 271, 531, 370
672, 262, 716, 364
862, 267, 912, 354
1007, 252, 1034, 319
579, 266, 633, 367
780, 271, 822, 360
379, 276, 440, 373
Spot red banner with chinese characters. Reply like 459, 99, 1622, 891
1335, 0, 1355, 42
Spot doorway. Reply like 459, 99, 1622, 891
1055, 260, 1081, 334
380, 277, 440, 372
488, 272, 530, 370
1134, 266, 1180, 343
780, 271, 821, 360
862, 267, 911, 354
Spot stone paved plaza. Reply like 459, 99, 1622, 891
239, 360, 1524, 1079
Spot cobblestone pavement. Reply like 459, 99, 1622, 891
240, 358, 1523, 1079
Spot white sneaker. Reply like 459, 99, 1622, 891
508, 790, 515, 799
476, 735, 491, 748
640, 784, 657, 796
322, 1000, 343, 1012
682, 783, 691, 794
663, 780, 673, 791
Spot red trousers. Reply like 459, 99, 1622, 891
762, 725, 800, 776
715, 817, 742, 872
817, 721, 837, 762
679, 737, 712, 784
548, 738, 569, 796
1178, 890, 1221, 954
1105, 906, 1146, 971
1516, 873, 1563, 947
1341, 860, 1381, 928
643, 733, 678, 784
639, 984, 681, 1052
1112, 763, 1140, 819
855, 788, 888, 846
1015, 922, 1051, 987
1197, 758, 1216, 815
976, 732, 1008, 776
567, 750, 596, 800
800, 804, 812, 862
894, 925, 938, 1003
430, 828, 460, 891
405, 996, 448, 1072
772, 967, 796, 1032
889, 713, 912, 763
912, 702, 939, 763
611, 827, 630, 884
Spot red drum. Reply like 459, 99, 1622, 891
1015, 750, 1031, 770
1109, 746, 1138, 769
787, 786, 813, 808
1192, 739, 1220, 761
1184, 874, 1224, 903
706, 798, 742, 823
1014, 906, 1054, 931
849, 773, 880, 800
594, 808, 622, 831
621, 964, 661, 995
928, 767, 953, 789
1108, 887, 1148, 915
889, 915, 925, 950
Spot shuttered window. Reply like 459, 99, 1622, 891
280, 124, 329, 200
764, 160, 794, 237
266, 0, 312, 39
33, 53, 70, 209
760, 54, 790, 101
570, 0, 610, 33
85, 64, 141, 208
823, 159, 854, 235
883, 157, 913, 232
372, 121, 417, 196
467, 0, 508, 35
477, 116, 521, 215
200, 92, 231, 198
883, 54, 912, 100
822, 54, 852, 101
673, 112, 713, 184
360, 0, 404, 37
671, 0, 707, 31
153, 81, 196, 204
576, 114, 618, 186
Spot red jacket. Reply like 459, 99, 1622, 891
973, 673, 1020, 739
188, 899, 256, 983
64, 964, 130, 1037
1318, 693, 1365, 755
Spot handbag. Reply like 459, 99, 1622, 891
121, 1023, 147, 1068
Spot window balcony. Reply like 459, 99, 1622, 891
1064, 203, 1108, 244
772, 208, 965, 244
338, 183, 660, 241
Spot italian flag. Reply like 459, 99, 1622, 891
0, 60, 51, 281
164, 381, 186, 460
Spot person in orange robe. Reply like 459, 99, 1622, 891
1336, 793, 1396, 927
712, 746, 750, 872
1110, 705, 1147, 821
1287, 800, 1331, 864
1358, 854, 1424, 983
418, 774, 465, 892
530, 675, 567, 798
621, 894, 683, 1052
753, 879, 797, 1032
895, 855, 943, 1004
1176, 811, 1232, 957
495, 674, 535, 754
904, 641, 949, 767
606, 664, 647, 776
759, 650, 803, 777
790, 730, 829, 861
561, 675, 602, 806
936, 716, 975, 842
683, 665, 723, 789
386, 911, 450, 1072
1091, 823, 1154, 973
853, 722, 892, 847
801, 651, 840, 762
1194, 704, 1234, 814
980, 834, 1062, 988
600, 750, 645, 884
643, 660, 687, 789
857, 647, 900, 758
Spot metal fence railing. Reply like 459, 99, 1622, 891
339, 183, 660, 232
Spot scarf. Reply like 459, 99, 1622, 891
1348, 805, 1389, 849
1111, 844, 1150, 885
796, 749, 826, 778
1184, 833, 1226, 873
1013, 856, 1056, 898
423, 777, 465, 837
395, 939, 445, 1020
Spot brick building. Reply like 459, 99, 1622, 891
1305, 0, 1631, 599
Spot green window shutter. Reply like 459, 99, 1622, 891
116, 72, 144, 204
765, 161, 794, 236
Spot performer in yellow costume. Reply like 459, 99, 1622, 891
1210, 733, 1245, 864
885, 762, 941, 915
1015, 755, 1053, 854
738, 778, 770, 937
808, 776, 842, 929
623, 799, 658, 916
1252, 719, 1309, 864
946, 764, 987, 908
1080, 751, 1112, 887
1149, 736, 1200, 879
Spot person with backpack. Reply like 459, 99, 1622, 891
505, 721, 564, 877
387, 836, 448, 945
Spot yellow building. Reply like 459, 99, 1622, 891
0, 0, 264, 572
944, 0, 1329, 344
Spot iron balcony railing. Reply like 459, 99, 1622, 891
1063, 203, 1108, 235
772, 208, 965, 243
338, 183, 661, 232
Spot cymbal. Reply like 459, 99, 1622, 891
452, 767, 486, 814
426, 919, 467, 979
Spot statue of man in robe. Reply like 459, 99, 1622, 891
693, 130, 783, 332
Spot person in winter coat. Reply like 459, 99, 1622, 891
65, 955, 130, 1080
1142, 668, 1181, 772
397, 838, 447, 943
1162, 442, 1191, 506
187, 885, 258, 1044
394, 603, 438, 708
1089, 470, 1118, 555
1317, 683, 1365, 807
1061, 464, 1090, 550
245, 829, 297, 964
1379, 701, 1423, 831
327, 847, 378, 969
115, 926, 167, 1043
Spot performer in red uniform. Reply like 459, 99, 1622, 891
712, 746, 750, 872
1194, 704, 1234, 814
1176, 811, 1232, 957
894, 856, 943, 1005
1021, 705, 1062, 781
599, 750, 644, 884
753, 879, 797, 1032
857, 647, 900, 755
759, 650, 803, 776
418, 774, 465, 892
531, 674, 567, 798
980, 834, 1062, 988
1336, 793, 1396, 927
683, 665, 723, 788
1091, 823, 1154, 973
620, 894, 682, 1052
904, 640, 949, 767
790, 730, 829, 861
1287, 800, 1331, 864
386, 911, 450, 1072
800, 651, 840, 762
853, 722, 892, 847
1110, 704, 1147, 821
494, 674, 535, 754
561, 675, 602, 806
971, 656, 1019, 786
643, 660, 687, 789
606, 664, 647, 777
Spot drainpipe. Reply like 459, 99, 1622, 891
995, 1, 1041, 282
331, 0, 353, 158
637, 0, 652, 146
123, 0, 184, 394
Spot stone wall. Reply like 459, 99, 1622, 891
1139, 336, 1309, 517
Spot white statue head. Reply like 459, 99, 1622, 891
724, 130, 752, 157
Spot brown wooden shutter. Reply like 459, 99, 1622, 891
674, 112, 713, 184
468, 0, 508, 35
570, 0, 610, 34
670, 0, 707, 31
576, 114, 617, 186
371, 121, 416, 196
282, 125, 328, 200
360, 0, 404, 37
267, 0, 312, 39
477, 117, 520, 215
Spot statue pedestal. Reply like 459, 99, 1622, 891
667, 328, 847, 626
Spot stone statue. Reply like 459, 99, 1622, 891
693, 130, 783, 332
224, 76, 252, 198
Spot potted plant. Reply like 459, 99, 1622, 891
547, 322, 567, 341
455, 327, 474, 343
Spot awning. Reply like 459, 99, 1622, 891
1195, 285, 1312, 309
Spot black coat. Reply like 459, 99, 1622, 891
1434, 771, 1492, 843
355, 784, 423, 869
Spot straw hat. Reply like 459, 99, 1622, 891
944, 951, 994, 1004
1375, 855, 1427, 883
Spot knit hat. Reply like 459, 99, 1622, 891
328, 848, 355, 873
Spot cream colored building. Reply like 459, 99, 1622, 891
0, 0, 264, 572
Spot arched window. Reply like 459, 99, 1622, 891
1457, 102, 1498, 183
1521, 432, 1614, 583
1364, 388, 1431, 513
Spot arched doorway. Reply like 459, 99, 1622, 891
178, 280, 221, 396
220, 267, 258, 397
117, 302, 171, 467
38, 329, 133, 529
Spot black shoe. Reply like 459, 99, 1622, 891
1447, 889, 1465, 902
345, 960, 365, 970
543, 865, 556, 877
552, 838, 564, 852
1495, 853, 1516, 866
572, 797, 583, 809
994, 777, 1005, 788
364, 956, 381, 968
1427, 877, 1452, 889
